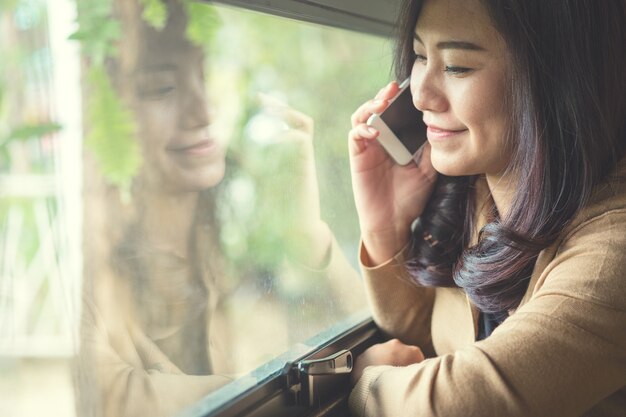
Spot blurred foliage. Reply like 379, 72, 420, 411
70, 0, 220, 191
84, 67, 141, 191
0, 122, 62, 168
208, 6, 392, 270
69, 0, 138, 191
0, 0, 62, 174
69, 0, 142, 191
139, 0, 167, 29
4, 122, 62, 142
184, 0, 221, 46
139, 0, 221, 38
0, 0, 19, 12
3, 0, 391, 274
4, 0, 388, 288
0, 197, 54, 265
0, 1, 65, 331
0, 0, 393, 363
69, 0, 120, 65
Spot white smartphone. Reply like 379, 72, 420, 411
367, 78, 427, 165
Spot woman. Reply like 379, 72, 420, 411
78, 1, 363, 416
348, 0, 626, 415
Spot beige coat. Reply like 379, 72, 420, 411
350, 160, 626, 417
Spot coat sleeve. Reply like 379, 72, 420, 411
359, 241, 436, 356
279, 233, 367, 314
77, 295, 232, 417
349, 210, 626, 417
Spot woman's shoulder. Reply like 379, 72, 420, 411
522, 159, 626, 308
554, 156, 626, 276
523, 204, 626, 314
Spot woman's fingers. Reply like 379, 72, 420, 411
351, 339, 425, 386
348, 124, 379, 154
357, 124, 378, 139
350, 99, 388, 126
277, 107, 314, 135
375, 80, 399, 100
350, 81, 401, 127
351, 100, 375, 126
257, 92, 314, 135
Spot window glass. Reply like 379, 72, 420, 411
0, 0, 393, 416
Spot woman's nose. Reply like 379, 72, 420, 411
411, 70, 447, 114
179, 78, 210, 131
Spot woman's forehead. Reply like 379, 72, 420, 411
134, 17, 202, 67
414, 0, 499, 46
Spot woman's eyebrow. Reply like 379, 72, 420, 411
414, 33, 486, 51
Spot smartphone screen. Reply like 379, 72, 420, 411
379, 87, 426, 155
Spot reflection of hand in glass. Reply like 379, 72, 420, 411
255, 94, 331, 268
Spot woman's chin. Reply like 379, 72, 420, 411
154, 163, 226, 194
431, 154, 470, 177
181, 165, 226, 191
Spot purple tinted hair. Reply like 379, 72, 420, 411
395, 0, 626, 314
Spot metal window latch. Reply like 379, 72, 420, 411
293, 349, 353, 407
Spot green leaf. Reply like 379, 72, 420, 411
0, 0, 19, 13
84, 67, 141, 191
139, 0, 167, 30
183, 1, 221, 46
6, 122, 62, 142
69, 0, 120, 64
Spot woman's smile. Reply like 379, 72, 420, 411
425, 124, 468, 140
167, 139, 219, 157
410, 0, 510, 177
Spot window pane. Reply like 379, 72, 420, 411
1, 1, 393, 416
1, 0, 82, 416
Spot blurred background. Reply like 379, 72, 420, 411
0, 0, 393, 415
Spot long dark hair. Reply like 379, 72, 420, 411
396, 0, 626, 314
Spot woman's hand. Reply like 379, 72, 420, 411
351, 339, 425, 386
348, 81, 437, 265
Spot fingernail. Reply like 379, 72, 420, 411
358, 125, 376, 138
366, 126, 378, 136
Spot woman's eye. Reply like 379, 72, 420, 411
139, 86, 175, 100
414, 53, 427, 63
444, 66, 472, 75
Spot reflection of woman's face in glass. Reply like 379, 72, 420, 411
129, 10, 226, 193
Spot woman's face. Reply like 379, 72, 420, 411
130, 12, 226, 193
411, 0, 511, 177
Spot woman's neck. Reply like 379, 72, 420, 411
136, 189, 200, 259
485, 172, 516, 220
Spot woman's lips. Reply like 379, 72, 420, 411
426, 125, 468, 140
167, 140, 217, 156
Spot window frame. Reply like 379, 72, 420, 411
209, 0, 401, 37
181, 316, 384, 417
